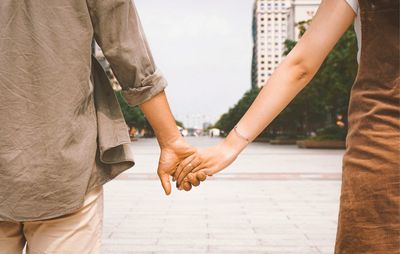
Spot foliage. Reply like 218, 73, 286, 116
115, 92, 154, 136
215, 88, 260, 135
175, 120, 185, 128
308, 126, 348, 141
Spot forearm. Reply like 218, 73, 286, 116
139, 91, 181, 148
224, 61, 313, 152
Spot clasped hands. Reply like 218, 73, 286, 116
157, 136, 240, 195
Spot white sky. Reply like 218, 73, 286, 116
135, 0, 254, 128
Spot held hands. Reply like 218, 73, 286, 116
158, 127, 249, 194
157, 137, 208, 195
174, 139, 243, 191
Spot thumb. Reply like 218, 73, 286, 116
159, 172, 172, 195
202, 168, 216, 177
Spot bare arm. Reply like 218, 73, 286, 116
139, 91, 182, 148
176, 0, 356, 183
140, 91, 205, 195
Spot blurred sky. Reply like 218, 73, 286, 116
135, 0, 254, 128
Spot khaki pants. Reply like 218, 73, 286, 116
0, 186, 103, 254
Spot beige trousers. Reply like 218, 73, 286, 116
0, 186, 103, 254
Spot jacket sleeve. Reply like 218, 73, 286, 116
87, 0, 167, 106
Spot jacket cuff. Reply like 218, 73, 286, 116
121, 68, 168, 107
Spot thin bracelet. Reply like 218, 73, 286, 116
233, 126, 250, 143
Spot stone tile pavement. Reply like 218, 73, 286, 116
102, 180, 340, 254
101, 138, 343, 254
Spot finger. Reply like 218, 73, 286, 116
196, 171, 207, 182
177, 177, 189, 191
177, 163, 203, 185
158, 173, 171, 195
177, 157, 202, 184
174, 154, 196, 180
187, 173, 200, 187
182, 181, 192, 191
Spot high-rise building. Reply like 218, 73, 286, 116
252, 0, 320, 88
287, 0, 321, 40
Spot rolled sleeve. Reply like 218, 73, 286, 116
121, 68, 167, 106
87, 0, 167, 106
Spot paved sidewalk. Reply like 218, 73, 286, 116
101, 138, 343, 254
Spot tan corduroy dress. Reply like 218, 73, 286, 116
335, 0, 400, 253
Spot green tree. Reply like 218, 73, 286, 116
115, 92, 154, 136
215, 88, 260, 135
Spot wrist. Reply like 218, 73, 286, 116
158, 133, 183, 149
222, 129, 249, 155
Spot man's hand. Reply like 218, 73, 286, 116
138, 91, 207, 195
157, 137, 198, 195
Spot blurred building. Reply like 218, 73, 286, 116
252, 0, 320, 88
203, 122, 213, 130
287, 0, 321, 40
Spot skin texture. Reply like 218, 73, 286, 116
139, 91, 206, 195
176, 0, 356, 188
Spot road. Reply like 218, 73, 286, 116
102, 137, 344, 254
